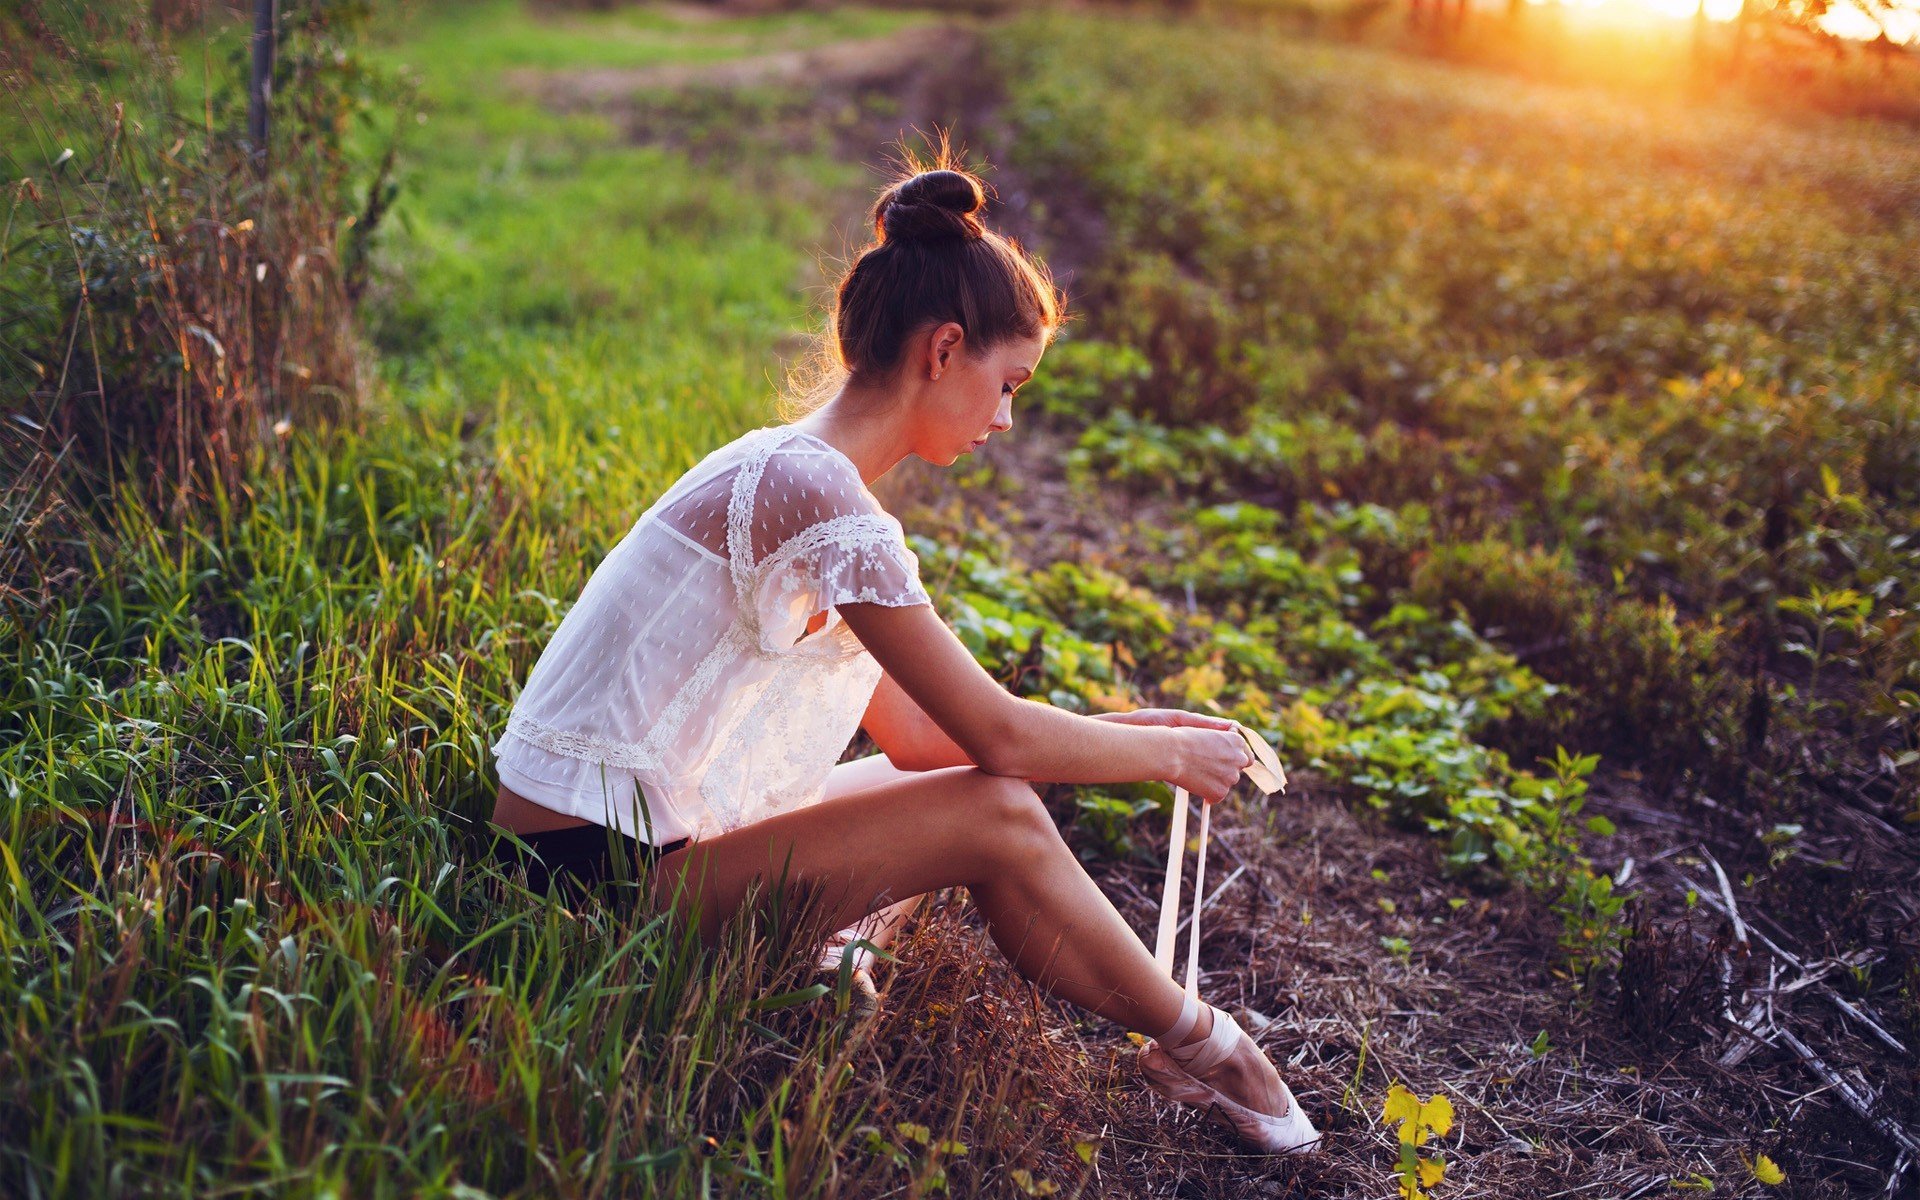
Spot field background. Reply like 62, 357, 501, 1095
4, 0, 1917, 1196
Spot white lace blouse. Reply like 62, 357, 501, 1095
491, 423, 935, 845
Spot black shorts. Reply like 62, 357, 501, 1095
492, 823, 692, 906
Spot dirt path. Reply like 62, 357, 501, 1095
505, 22, 969, 110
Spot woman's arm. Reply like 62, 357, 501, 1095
860, 667, 976, 771
838, 602, 1251, 799
861, 676, 1226, 774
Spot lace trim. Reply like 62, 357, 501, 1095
748, 515, 928, 658
499, 712, 666, 773
754, 556, 931, 643
725, 426, 789, 604
642, 622, 754, 757
755, 512, 905, 581
825, 588, 934, 608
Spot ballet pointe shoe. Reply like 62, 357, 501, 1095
1138, 992, 1323, 1155
814, 927, 880, 1007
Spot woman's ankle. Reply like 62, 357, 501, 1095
1170, 1003, 1215, 1054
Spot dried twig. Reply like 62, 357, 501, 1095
1699, 846, 1748, 951
1173, 864, 1245, 940
1680, 872, 1910, 1057
1768, 1025, 1920, 1162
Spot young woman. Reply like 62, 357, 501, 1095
487, 160, 1321, 1156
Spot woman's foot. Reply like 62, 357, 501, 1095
813, 896, 920, 1004
815, 927, 881, 1003
1138, 993, 1322, 1154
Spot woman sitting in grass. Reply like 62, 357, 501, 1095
486, 151, 1321, 1156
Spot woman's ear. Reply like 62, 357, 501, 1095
928, 322, 965, 378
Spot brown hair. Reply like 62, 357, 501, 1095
779, 139, 1066, 420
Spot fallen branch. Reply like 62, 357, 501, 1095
1679, 872, 1909, 1057
1768, 1024, 1920, 1163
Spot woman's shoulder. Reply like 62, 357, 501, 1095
653, 423, 887, 539
755, 429, 879, 512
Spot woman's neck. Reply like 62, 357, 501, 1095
791, 389, 914, 488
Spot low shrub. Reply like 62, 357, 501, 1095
2, 0, 408, 515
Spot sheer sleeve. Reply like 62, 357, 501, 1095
744, 441, 933, 654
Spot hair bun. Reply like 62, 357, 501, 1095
874, 168, 986, 244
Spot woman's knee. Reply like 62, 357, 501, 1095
967, 771, 1061, 861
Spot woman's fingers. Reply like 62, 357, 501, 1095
1131, 708, 1238, 734
1171, 710, 1236, 730
1170, 724, 1256, 803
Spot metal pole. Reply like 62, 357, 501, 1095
249, 0, 275, 172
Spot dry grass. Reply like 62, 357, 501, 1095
2, 1, 403, 516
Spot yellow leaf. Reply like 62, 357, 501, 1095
1752, 1153, 1785, 1185
1424, 1093, 1455, 1138
1383, 1084, 1421, 1128
1419, 1157, 1447, 1187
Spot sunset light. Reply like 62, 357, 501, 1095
1818, 2, 1920, 39
1532, 0, 1744, 19
1524, 0, 1917, 40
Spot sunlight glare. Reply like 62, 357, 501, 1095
1522, 0, 1913, 39
1525, 0, 1744, 21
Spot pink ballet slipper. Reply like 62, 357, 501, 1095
815, 927, 879, 1004
1138, 992, 1323, 1155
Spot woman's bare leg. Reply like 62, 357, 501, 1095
653, 767, 1205, 1050
815, 752, 934, 962
794, 756, 1274, 1113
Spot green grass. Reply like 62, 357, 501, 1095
388, 0, 920, 78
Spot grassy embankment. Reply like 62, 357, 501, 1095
4, 5, 1080, 1196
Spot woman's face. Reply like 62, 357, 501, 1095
914, 323, 1049, 465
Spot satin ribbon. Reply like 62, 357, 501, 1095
1153, 721, 1289, 997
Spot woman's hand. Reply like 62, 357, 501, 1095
1093, 709, 1250, 802
1165, 724, 1255, 805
